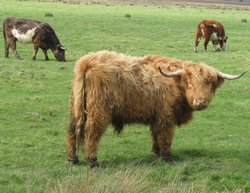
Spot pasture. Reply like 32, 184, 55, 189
0, 0, 249, 192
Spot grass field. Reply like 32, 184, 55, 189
0, 0, 250, 192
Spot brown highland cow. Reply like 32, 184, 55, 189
67, 50, 245, 167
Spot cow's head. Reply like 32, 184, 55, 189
220, 36, 228, 51
54, 44, 66, 62
159, 64, 245, 110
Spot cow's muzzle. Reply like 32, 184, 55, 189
192, 98, 208, 110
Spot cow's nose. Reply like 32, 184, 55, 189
193, 98, 208, 109
198, 98, 207, 104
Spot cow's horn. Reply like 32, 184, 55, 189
60, 46, 66, 50
217, 71, 246, 80
158, 67, 183, 77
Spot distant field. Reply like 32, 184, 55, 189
0, 0, 249, 192
40, 0, 250, 9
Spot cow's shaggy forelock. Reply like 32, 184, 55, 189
182, 63, 223, 109
67, 50, 224, 167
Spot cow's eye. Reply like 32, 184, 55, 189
204, 80, 211, 85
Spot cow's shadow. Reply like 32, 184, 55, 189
31, 59, 75, 62
84, 148, 250, 168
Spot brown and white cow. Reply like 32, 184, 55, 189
3, 17, 66, 61
194, 20, 228, 52
67, 50, 245, 167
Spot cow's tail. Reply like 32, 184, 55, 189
72, 57, 89, 152
3, 23, 6, 41
196, 24, 202, 37
3, 20, 7, 51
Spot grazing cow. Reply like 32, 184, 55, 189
67, 51, 245, 167
194, 20, 228, 52
3, 17, 66, 61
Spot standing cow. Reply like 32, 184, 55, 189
194, 20, 228, 52
3, 17, 66, 61
67, 51, 245, 167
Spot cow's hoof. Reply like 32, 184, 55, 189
86, 157, 99, 168
68, 158, 79, 165
152, 145, 160, 156
161, 154, 175, 164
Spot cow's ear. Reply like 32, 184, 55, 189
215, 76, 224, 88
57, 45, 66, 50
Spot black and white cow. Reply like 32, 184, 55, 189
3, 17, 66, 61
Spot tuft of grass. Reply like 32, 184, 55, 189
45, 12, 53, 17
241, 18, 247, 23
45, 164, 151, 193
125, 13, 131, 18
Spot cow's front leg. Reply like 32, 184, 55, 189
158, 124, 175, 163
203, 37, 210, 52
42, 48, 49, 60
212, 41, 221, 52
150, 124, 160, 156
32, 47, 39, 60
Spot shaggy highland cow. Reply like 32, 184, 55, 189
67, 51, 245, 167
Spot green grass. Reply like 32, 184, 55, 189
0, 0, 250, 192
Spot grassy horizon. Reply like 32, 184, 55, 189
0, 0, 249, 192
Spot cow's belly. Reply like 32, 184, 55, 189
11, 27, 36, 43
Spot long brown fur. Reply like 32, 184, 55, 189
67, 50, 225, 167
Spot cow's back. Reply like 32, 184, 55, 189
4, 17, 40, 30
200, 20, 225, 36
75, 51, 181, 123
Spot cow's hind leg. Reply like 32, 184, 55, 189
4, 39, 10, 58
9, 39, 21, 59
67, 115, 80, 164
194, 39, 199, 52
5, 38, 21, 59
83, 107, 110, 168
32, 46, 39, 60
194, 29, 202, 52
194, 37, 202, 52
